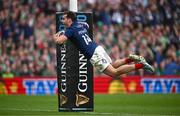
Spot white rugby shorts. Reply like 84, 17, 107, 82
90, 46, 112, 72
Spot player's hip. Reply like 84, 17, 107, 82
90, 46, 112, 72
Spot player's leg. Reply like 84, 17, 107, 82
103, 63, 143, 77
103, 59, 154, 77
111, 58, 132, 68
90, 46, 154, 77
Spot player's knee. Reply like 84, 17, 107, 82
111, 70, 119, 77
113, 69, 124, 77
103, 65, 121, 77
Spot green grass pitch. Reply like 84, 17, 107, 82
0, 94, 180, 116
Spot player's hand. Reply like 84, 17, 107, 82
53, 31, 66, 44
53, 32, 61, 44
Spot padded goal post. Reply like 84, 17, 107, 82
56, 12, 94, 111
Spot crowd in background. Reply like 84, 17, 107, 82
0, 0, 179, 77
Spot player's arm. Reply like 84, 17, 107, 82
53, 31, 68, 44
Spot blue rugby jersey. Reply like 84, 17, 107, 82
64, 21, 98, 60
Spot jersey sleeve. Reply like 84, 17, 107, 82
64, 28, 74, 39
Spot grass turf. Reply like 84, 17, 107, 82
0, 94, 180, 116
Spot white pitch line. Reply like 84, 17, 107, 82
0, 108, 178, 116
83, 112, 178, 116
83, 112, 114, 115
0, 108, 56, 112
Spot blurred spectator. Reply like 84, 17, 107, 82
163, 57, 179, 75
2, 67, 14, 78
0, 0, 180, 77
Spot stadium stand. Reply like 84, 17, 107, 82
0, 0, 179, 77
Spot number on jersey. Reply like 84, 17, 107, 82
82, 34, 92, 45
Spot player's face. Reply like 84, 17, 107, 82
61, 14, 69, 26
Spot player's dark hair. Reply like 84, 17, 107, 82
64, 11, 76, 22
